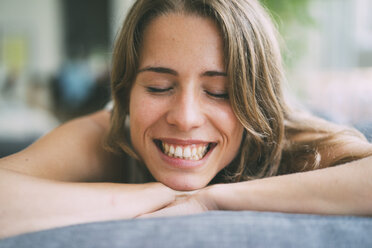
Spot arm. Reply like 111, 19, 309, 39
141, 155, 372, 218
0, 170, 174, 238
0, 111, 175, 238
212, 139, 372, 215
210, 155, 372, 216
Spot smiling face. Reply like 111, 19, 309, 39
129, 13, 244, 191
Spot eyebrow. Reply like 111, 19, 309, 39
202, 70, 227, 77
138, 66, 178, 76
137, 66, 227, 77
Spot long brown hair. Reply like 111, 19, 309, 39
106, 0, 372, 182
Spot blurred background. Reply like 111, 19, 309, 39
0, 0, 371, 157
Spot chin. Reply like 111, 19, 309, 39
159, 175, 210, 191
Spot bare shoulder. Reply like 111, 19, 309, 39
87, 110, 111, 130
0, 110, 123, 182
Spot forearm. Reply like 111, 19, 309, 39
209, 156, 372, 216
0, 169, 174, 238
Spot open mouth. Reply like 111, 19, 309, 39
154, 140, 216, 161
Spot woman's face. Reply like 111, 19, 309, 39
129, 13, 244, 191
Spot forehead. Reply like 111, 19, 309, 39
138, 13, 225, 70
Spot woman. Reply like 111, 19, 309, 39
1, 0, 372, 238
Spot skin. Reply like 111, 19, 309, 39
1, 13, 372, 239
141, 155, 372, 218
130, 14, 243, 191
0, 112, 176, 238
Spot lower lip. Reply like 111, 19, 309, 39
155, 143, 214, 170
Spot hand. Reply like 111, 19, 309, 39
138, 186, 218, 218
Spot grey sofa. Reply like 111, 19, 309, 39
1, 211, 372, 248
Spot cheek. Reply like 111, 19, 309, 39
210, 103, 242, 136
129, 89, 167, 138
130, 98, 153, 127
208, 103, 243, 156
226, 115, 244, 153
222, 110, 243, 168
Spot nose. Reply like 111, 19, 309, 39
166, 88, 205, 131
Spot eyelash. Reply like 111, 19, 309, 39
146, 87, 173, 93
205, 91, 229, 100
146, 87, 229, 100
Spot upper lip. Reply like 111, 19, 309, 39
154, 138, 214, 145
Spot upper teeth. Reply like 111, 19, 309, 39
162, 142, 208, 160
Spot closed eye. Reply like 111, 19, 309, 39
146, 87, 173, 93
205, 91, 229, 100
